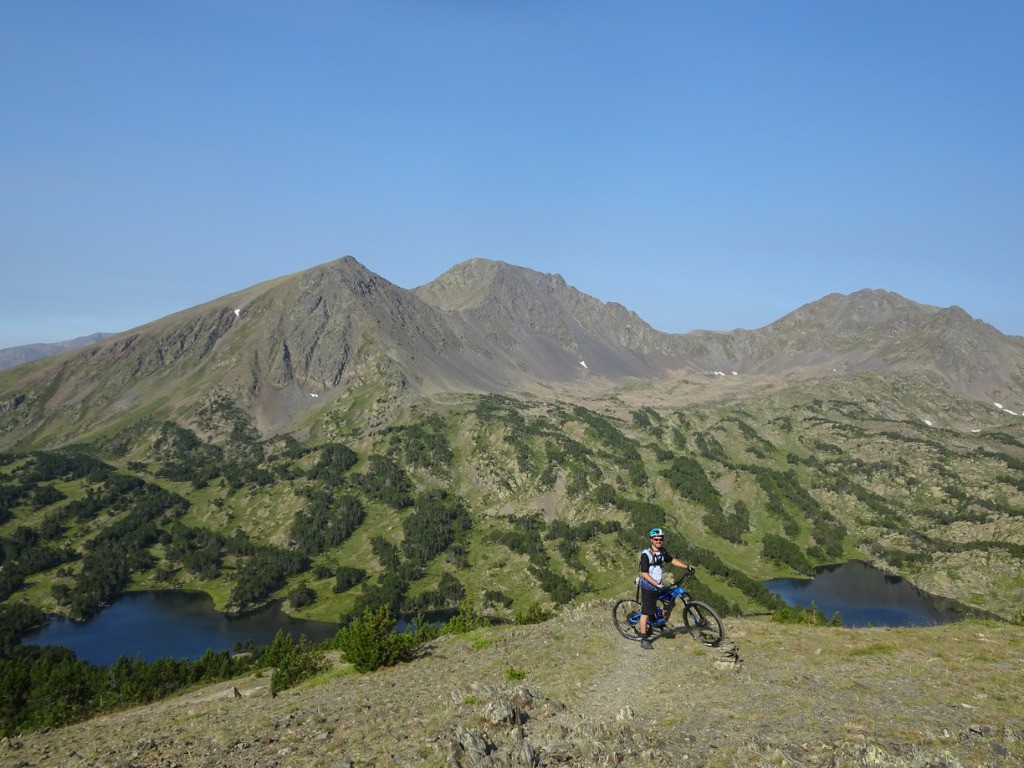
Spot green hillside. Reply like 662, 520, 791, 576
3, 373, 1022, 630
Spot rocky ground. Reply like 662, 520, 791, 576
4, 601, 1023, 767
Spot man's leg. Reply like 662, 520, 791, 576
639, 590, 655, 649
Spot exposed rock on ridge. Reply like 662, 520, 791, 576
415, 258, 673, 381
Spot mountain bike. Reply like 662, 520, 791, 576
612, 573, 724, 647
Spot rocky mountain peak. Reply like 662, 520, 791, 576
415, 258, 573, 313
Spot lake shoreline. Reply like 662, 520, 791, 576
763, 559, 1000, 627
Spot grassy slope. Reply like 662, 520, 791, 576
9, 603, 1024, 767
3, 375, 1023, 626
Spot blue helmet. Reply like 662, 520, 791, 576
648, 528, 665, 537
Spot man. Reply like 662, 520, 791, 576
637, 527, 693, 650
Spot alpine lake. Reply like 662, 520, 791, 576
20, 591, 341, 667
762, 559, 981, 627
20, 561, 980, 666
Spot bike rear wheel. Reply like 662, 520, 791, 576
682, 600, 724, 647
612, 597, 644, 641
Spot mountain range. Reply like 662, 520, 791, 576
2, 255, 1024, 634
0, 332, 114, 372
2, 256, 1023, 450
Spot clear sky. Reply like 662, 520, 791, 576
2, 2, 1022, 350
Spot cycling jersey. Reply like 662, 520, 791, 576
639, 547, 673, 591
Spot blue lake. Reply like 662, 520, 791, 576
20, 591, 340, 667
763, 560, 973, 627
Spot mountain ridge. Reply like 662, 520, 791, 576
1, 256, 1022, 450
0, 332, 116, 371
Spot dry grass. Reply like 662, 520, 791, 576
8, 605, 1024, 767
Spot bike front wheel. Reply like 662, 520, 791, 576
612, 597, 643, 641
682, 600, 724, 647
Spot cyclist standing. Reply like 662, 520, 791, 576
637, 527, 693, 649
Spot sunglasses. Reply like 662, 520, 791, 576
651, 536, 664, 541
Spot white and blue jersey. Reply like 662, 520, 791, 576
639, 547, 673, 591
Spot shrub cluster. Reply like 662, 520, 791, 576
771, 603, 842, 627
332, 606, 438, 673
264, 631, 326, 696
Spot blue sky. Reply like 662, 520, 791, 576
2, 2, 1021, 349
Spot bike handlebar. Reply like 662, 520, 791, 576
658, 569, 698, 597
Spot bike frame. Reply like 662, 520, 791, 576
651, 585, 686, 626
633, 583, 688, 628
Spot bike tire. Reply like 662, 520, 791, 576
682, 600, 724, 647
612, 597, 644, 641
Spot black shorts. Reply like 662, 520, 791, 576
640, 586, 660, 616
